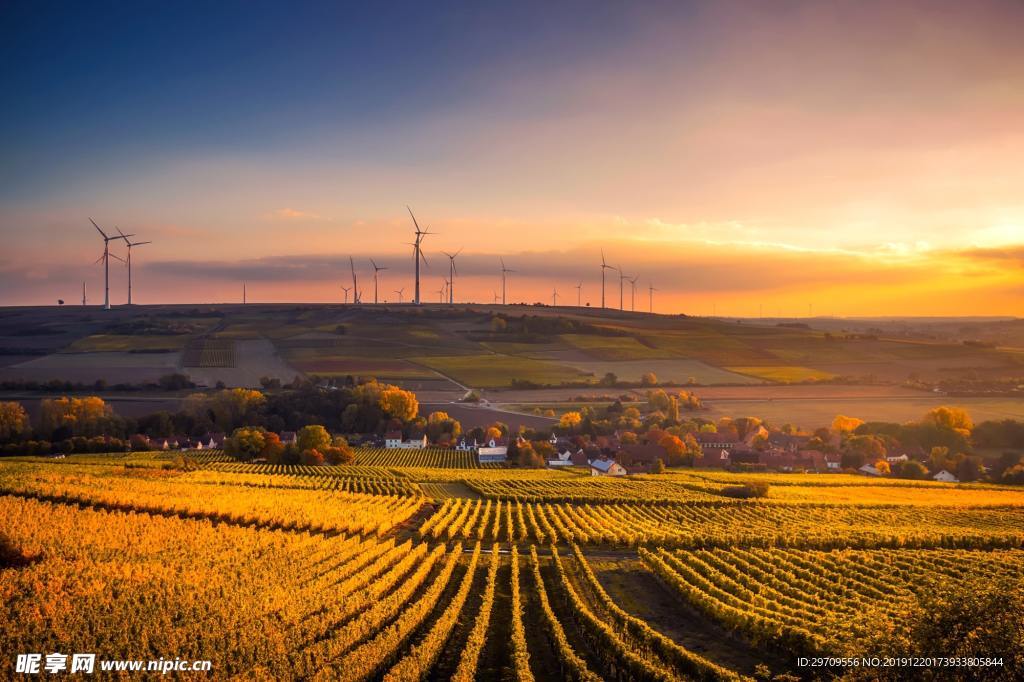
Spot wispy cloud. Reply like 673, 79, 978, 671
268, 208, 323, 221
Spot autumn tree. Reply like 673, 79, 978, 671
300, 448, 325, 465
378, 386, 419, 422
425, 411, 461, 445
558, 411, 582, 432
40, 396, 116, 438
650, 458, 665, 474
831, 414, 865, 434
324, 436, 354, 465
0, 402, 29, 442
261, 432, 285, 463
297, 425, 331, 453
640, 372, 658, 387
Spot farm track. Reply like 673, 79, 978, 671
589, 557, 787, 677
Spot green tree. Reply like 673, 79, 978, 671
225, 427, 267, 460
297, 425, 331, 453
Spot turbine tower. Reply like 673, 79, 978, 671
552, 287, 559, 307
349, 256, 360, 304
82, 281, 87, 306
406, 206, 431, 305
437, 283, 446, 303
493, 291, 499, 305
117, 228, 151, 305
600, 249, 614, 308
341, 286, 351, 304
394, 287, 405, 304
614, 266, 622, 309
90, 219, 132, 310
500, 257, 515, 306
370, 259, 388, 304
648, 283, 657, 313
628, 275, 638, 312
574, 281, 582, 307
442, 248, 461, 304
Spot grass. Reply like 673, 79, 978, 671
409, 354, 591, 387
66, 334, 189, 352
726, 365, 836, 382
559, 334, 670, 360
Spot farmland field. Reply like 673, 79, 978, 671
2, 457, 1022, 680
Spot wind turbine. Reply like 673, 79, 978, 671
617, 268, 628, 311
442, 248, 461, 304
492, 291, 499, 305
349, 256, 360, 304
648, 283, 657, 313
574, 281, 582, 307
394, 287, 405, 304
552, 287, 559, 307
437, 283, 446, 303
406, 206, 432, 305
628, 275, 638, 312
600, 249, 614, 309
500, 257, 515, 306
90, 219, 132, 310
116, 228, 151, 305
243, 282, 247, 304
341, 286, 351, 304
370, 259, 388, 304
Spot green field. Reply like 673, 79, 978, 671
409, 353, 591, 387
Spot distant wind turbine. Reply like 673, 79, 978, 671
394, 287, 405, 304
552, 287, 559, 307
493, 291, 499, 305
617, 268, 628, 311
349, 256, 360, 304
442, 248, 461, 304
648, 283, 657, 313
600, 249, 614, 309
574, 281, 582, 307
341, 286, 351, 304
117, 228, 151, 305
437, 283, 447, 303
90, 219, 132, 310
500, 257, 515, 306
370, 259, 388, 304
628, 275, 638, 312
82, 281, 87, 306
406, 206, 432, 305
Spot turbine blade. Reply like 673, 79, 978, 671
90, 218, 108, 239
407, 206, 422, 232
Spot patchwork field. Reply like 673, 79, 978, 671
409, 353, 591, 388
701, 395, 1024, 424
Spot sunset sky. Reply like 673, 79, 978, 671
1, 0, 1022, 315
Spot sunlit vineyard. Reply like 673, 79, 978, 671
353, 446, 484, 469
2, 458, 1023, 680
640, 546, 1024, 656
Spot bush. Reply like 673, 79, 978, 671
1002, 464, 1024, 485
300, 448, 325, 466
650, 458, 665, 474
721, 481, 770, 499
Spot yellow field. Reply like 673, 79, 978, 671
2, 457, 1022, 679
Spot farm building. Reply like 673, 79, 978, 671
616, 444, 663, 474
385, 432, 428, 449
933, 469, 959, 483
477, 437, 509, 463
590, 458, 627, 477
858, 463, 884, 477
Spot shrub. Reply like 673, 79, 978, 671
300, 448, 325, 466
721, 481, 770, 499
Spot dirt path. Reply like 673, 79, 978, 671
589, 557, 792, 677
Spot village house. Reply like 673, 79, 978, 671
280, 431, 297, 447
615, 444, 663, 474
385, 431, 428, 449
477, 437, 509, 463
858, 463, 884, 476
589, 457, 627, 477
933, 469, 959, 483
